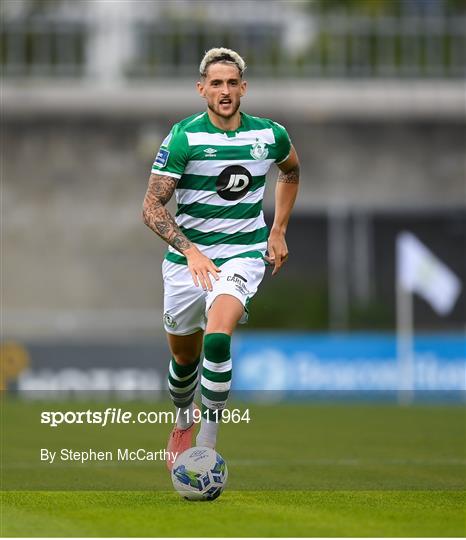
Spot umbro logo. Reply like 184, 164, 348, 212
204, 148, 217, 157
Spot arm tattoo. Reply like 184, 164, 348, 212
142, 174, 193, 253
278, 164, 300, 184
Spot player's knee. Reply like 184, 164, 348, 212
204, 333, 231, 362
172, 354, 198, 367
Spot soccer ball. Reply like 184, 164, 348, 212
171, 446, 228, 501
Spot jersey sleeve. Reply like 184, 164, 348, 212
151, 124, 189, 179
272, 121, 292, 164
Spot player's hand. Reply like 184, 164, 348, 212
265, 230, 289, 276
184, 246, 221, 291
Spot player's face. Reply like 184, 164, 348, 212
197, 63, 247, 120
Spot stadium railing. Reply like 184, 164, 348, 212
1, 12, 465, 79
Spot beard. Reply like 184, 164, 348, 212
208, 99, 240, 119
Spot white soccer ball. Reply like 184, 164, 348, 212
171, 446, 228, 501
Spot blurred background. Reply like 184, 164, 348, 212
2, 0, 465, 395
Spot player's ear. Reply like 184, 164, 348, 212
197, 81, 206, 98
240, 80, 247, 97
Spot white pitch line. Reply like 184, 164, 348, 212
227, 458, 466, 466
5, 457, 466, 468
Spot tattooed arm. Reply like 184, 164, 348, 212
142, 173, 192, 253
265, 145, 300, 275
142, 173, 220, 290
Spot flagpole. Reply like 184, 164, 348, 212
396, 230, 462, 404
396, 269, 414, 405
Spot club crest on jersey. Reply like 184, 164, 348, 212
216, 165, 252, 201
250, 139, 268, 160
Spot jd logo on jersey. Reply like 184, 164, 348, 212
216, 165, 252, 201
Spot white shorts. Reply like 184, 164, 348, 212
162, 257, 266, 335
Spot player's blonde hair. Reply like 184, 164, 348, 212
199, 48, 246, 79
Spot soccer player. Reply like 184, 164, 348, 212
142, 48, 300, 470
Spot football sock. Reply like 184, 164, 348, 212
168, 356, 200, 430
197, 332, 232, 448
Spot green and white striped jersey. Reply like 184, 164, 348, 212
151, 111, 291, 266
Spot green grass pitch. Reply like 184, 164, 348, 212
1, 401, 465, 536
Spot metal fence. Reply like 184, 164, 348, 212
1, 20, 87, 77
1, 13, 465, 79
130, 16, 466, 78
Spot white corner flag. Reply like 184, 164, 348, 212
397, 232, 461, 315
396, 232, 462, 403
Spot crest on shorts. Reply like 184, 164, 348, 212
250, 139, 269, 160
163, 312, 177, 329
